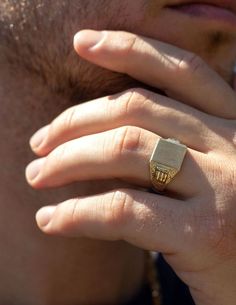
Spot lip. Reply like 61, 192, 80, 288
168, 0, 236, 14
166, 1, 236, 27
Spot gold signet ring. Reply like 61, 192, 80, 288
149, 138, 187, 192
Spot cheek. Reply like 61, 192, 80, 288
0, 64, 139, 208
0, 68, 78, 210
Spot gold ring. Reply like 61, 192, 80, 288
149, 138, 187, 192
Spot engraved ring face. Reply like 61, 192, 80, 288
149, 138, 187, 192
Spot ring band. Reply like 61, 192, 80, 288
149, 138, 187, 192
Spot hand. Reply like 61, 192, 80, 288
26, 30, 236, 305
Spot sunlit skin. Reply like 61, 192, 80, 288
1, 1, 236, 305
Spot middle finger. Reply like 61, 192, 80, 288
26, 126, 206, 198
30, 88, 221, 156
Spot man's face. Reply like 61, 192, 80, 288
1, 0, 236, 102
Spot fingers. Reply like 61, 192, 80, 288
26, 126, 206, 198
35, 189, 190, 254
74, 30, 236, 119
30, 88, 220, 156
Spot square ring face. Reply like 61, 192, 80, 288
150, 138, 187, 171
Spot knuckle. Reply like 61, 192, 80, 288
105, 190, 133, 228
52, 199, 79, 234
60, 107, 77, 131
118, 88, 152, 122
112, 126, 142, 160
50, 106, 77, 137
122, 33, 139, 57
46, 143, 67, 173
175, 52, 206, 76
118, 33, 142, 71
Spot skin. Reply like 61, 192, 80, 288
28, 30, 236, 305
1, 0, 236, 304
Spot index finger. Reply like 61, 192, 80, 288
74, 30, 236, 119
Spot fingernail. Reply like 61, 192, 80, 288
30, 126, 49, 150
26, 158, 45, 181
36, 206, 56, 228
74, 30, 106, 50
